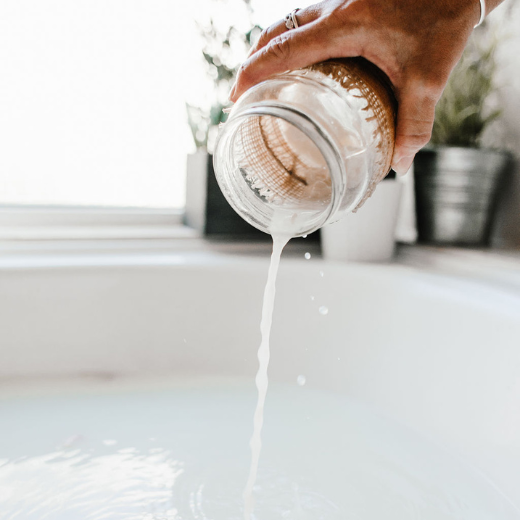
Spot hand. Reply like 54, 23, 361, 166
229, 0, 487, 174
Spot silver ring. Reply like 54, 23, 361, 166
284, 8, 300, 30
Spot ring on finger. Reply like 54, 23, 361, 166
284, 8, 301, 30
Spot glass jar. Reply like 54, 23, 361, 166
214, 57, 397, 237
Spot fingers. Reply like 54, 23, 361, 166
391, 85, 438, 174
230, 21, 362, 102
247, 5, 322, 58
247, 20, 287, 59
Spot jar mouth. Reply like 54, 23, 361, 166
214, 104, 346, 237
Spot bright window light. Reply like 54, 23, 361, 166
0, 0, 305, 210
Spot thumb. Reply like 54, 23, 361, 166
391, 85, 437, 174
230, 21, 361, 102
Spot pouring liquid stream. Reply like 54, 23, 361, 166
243, 232, 291, 520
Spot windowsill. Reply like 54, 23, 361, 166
0, 205, 186, 241
1, 204, 519, 288
0, 233, 321, 270
1, 232, 520, 290
0, 224, 199, 241
0, 205, 322, 263
395, 244, 520, 294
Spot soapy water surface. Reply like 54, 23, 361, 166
0, 380, 518, 520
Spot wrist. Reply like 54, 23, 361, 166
437, 0, 484, 30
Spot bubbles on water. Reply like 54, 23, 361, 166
297, 375, 306, 386
318, 306, 329, 316
304, 252, 311, 260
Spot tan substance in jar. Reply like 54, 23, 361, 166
235, 57, 397, 210
310, 58, 397, 210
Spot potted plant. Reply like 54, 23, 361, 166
414, 24, 512, 246
184, 3, 263, 236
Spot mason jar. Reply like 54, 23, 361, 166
214, 57, 397, 237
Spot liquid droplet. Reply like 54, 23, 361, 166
302, 234, 308, 239
297, 375, 306, 386
319, 306, 329, 316
304, 252, 311, 260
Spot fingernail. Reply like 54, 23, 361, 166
392, 156, 414, 176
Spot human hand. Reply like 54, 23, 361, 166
229, 0, 487, 174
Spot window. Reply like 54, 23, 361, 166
0, 0, 303, 214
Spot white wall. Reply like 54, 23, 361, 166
488, 1, 520, 248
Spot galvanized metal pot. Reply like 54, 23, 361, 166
414, 147, 512, 246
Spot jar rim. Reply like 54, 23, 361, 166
214, 103, 346, 237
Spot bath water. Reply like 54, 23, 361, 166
0, 224, 518, 519
0, 379, 518, 519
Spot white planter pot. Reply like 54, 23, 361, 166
185, 151, 210, 233
321, 180, 403, 262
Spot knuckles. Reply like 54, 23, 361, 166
235, 31, 294, 91
257, 26, 275, 49
264, 33, 293, 61
396, 127, 433, 154
407, 130, 433, 150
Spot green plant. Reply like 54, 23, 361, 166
186, 2, 261, 151
431, 26, 502, 148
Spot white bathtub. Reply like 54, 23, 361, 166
1, 246, 520, 517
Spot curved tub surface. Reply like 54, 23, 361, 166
1, 255, 519, 518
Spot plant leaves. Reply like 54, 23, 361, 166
430, 28, 502, 148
